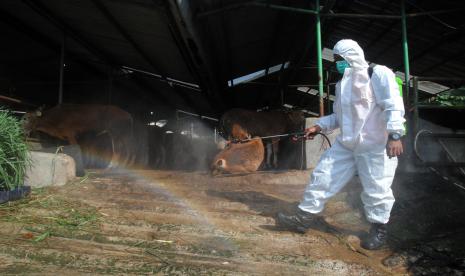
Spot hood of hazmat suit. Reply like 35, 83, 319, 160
316, 39, 405, 151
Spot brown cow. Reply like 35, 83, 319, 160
219, 108, 304, 169
211, 137, 264, 175
23, 104, 134, 168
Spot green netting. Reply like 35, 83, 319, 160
424, 87, 465, 107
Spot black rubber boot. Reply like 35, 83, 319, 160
361, 223, 387, 250
276, 208, 323, 233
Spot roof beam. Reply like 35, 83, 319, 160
91, 0, 165, 76
285, 0, 337, 84
1, 3, 171, 107
264, 0, 287, 76
22, 0, 119, 66
21, 0, 195, 109
0, 7, 59, 52
321, 0, 356, 49
219, 0, 234, 87
0, 19, 165, 108
354, 1, 394, 34
364, 1, 420, 50
162, 0, 224, 111
198, 1, 463, 19
370, 18, 423, 62
419, 37, 465, 75
90, 0, 209, 113
0, 7, 106, 77
393, 29, 465, 71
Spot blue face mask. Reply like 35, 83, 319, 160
335, 60, 350, 74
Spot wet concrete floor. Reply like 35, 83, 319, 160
0, 169, 464, 275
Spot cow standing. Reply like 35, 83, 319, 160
219, 108, 304, 169
23, 104, 136, 168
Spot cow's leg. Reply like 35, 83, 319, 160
265, 141, 273, 169
107, 133, 119, 169
272, 138, 279, 169
159, 145, 166, 168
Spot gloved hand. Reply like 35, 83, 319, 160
386, 140, 403, 158
304, 125, 322, 140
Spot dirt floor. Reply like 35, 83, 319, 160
1, 169, 464, 275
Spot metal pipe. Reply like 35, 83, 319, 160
238, 81, 338, 87
0, 95, 36, 107
416, 76, 465, 82
176, 109, 218, 122
325, 70, 331, 114
322, 10, 464, 18
412, 77, 419, 136
121, 65, 201, 91
251, 2, 317, 15
401, 0, 410, 109
0, 95, 22, 104
198, 1, 464, 19
197, 2, 253, 17
323, 13, 399, 19
406, 8, 465, 18
58, 33, 65, 104
315, 0, 324, 116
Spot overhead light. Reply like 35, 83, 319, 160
148, 122, 156, 126
165, 130, 174, 134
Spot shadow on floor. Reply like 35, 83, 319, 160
206, 189, 362, 237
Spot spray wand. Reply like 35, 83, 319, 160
232, 131, 332, 147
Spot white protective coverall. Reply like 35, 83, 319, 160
298, 39, 405, 224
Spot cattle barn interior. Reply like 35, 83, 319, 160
1, 0, 465, 274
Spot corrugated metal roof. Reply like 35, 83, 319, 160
0, 0, 464, 115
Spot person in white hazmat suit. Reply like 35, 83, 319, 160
276, 39, 405, 250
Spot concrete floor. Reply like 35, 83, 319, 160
0, 169, 464, 275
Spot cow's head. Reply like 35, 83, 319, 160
22, 106, 44, 137
210, 158, 226, 176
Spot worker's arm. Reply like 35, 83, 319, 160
371, 66, 406, 135
304, 113, 338, 139
315, 93, 339, 133
315, 113, 338, 133
371, 66, 405, 157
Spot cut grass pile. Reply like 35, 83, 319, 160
0, 109, 29, 191
0, 187, 102, 242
